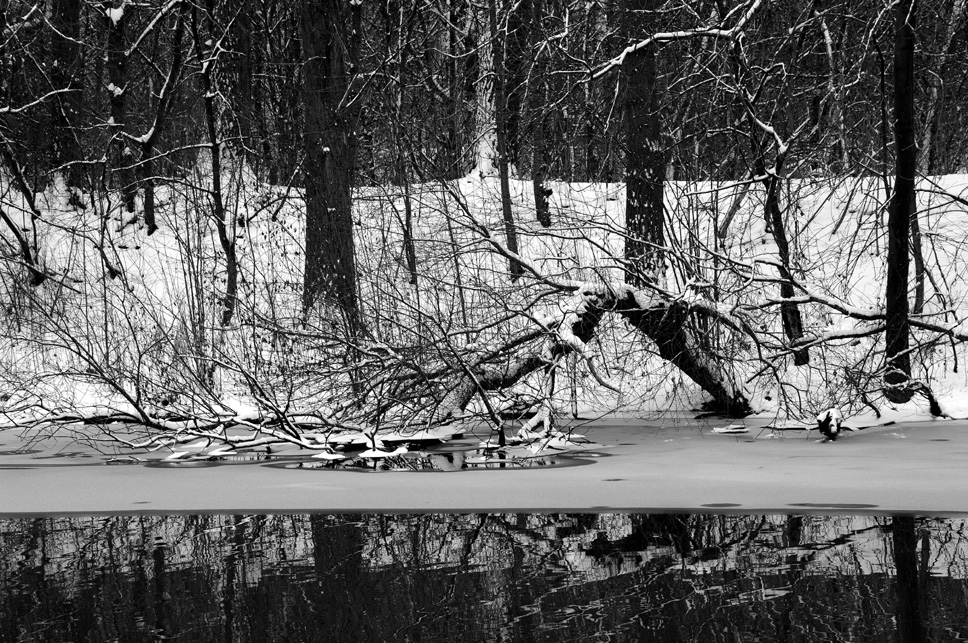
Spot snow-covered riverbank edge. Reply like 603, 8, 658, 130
2, 415, 965, 516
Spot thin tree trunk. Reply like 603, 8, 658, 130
140, 2, 187, 237
527, 0, 552, 227
919, 0, 965, 176
489, 0, 523, 281
0, 205, 44, 285
104, 0, 137, 213
193, 3, 237, 327
388, 1, 418, 285
752, 151, 809, 366
884, 0, 917, 403
0, 141, 46, 285
446, 0, 464, 180
876, 43, 893, 204
50, 0, 83, 191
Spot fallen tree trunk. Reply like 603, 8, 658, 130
613, 292, 752, 416
431, 284, 752, 423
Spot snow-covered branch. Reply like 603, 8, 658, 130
0, 88, 78, 115
124, 0, 182, 58
591, 0, 765, 80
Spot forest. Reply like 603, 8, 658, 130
1, 0, 967, 452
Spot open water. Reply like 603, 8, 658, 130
1, 513, 964, 641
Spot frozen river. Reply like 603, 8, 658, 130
0, 416, 966, 515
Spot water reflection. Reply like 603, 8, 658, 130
2, 514, 967, 641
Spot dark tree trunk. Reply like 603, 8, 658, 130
892, 516, 925, 643
615, 1, 748, 415
752, 151, 809, 366
194, 2, 236, 326
223, 0, 257, 169
104, 0, 136, 213
300, 0, 362, 331
50, 0, 83, 189
0, 205, 44, 285
885, 0, 917, 403
489, 0, 523, 281
616, 295, 752, 416
141, 3, 187, 236
386, 0, 418, 285
527, 0, 552, 227
623, 2, 666, 287
504, 1, 529, 169
446, 0, 464, 180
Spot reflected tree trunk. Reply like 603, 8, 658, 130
152, 539, 170, 639
893, 516, 924, 643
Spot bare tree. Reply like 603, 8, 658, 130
884, 0, 917, 403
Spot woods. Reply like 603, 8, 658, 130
2, 0, 968, 449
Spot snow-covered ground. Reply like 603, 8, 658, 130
3, 164, 968, 442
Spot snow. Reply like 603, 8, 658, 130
5, 156, 968, 452
105, 5, 124, 26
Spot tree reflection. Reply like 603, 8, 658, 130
1, 514, 968, 641
893, 516, 924, 643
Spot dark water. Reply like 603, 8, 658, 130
2, 514, 966, 642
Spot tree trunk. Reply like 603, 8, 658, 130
431, 288, 752, 422
445, 0, 465, 180
50, 0, 83, 190
884, 0, 917, 403
488, 0, 523, 281
753, 152, 809, 366
195, 2, 237, 327
616, 294, 752, 416
526, 0, 552, 227
300, 0, 362, 331
104, 0, 137, 213
387, 1, 418, 285
623, 3, 665, 287
472, 5, 498, 177
918, 0, 965, 176
141, 2, 188, 237
617, 1, 749, 415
